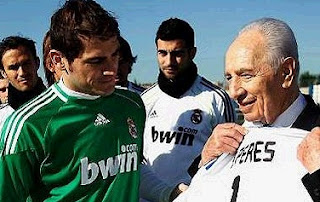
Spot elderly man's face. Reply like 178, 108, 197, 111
225, 30, 287, 124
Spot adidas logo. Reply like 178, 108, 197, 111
94, 113, 110, 126
149, 110, 158, 118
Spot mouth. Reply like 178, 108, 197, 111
238, 99, 256, 113
18, 78, 29, 84
164, 67, 178, 74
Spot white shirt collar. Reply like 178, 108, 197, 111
272, 93, 306, 127
243, 93, 307, 128
58, 78, 101, 100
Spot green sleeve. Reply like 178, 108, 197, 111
0, 150, 41, 201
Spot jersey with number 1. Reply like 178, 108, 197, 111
174, 127, 313, 202
0, 82, 146, 202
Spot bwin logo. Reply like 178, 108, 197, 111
81, 151, 138, 185
151, 126, 198, 146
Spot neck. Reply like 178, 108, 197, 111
8, 78, 46, 109
158, 62, 197, 98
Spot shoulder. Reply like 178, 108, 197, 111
193, 76, 235, 122
128, 82, 146, 94
191, 76, 232, 103
196, 76, 227, 95
113, 88, 145, 109
1, 86, 64, 156
141, 83, 161, 105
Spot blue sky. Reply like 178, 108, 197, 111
0, 0, 319, 84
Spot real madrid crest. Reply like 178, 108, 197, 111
191, 109, 202, 124
127, 117, 138, 138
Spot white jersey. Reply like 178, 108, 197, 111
0, 103, 14, 131
142, 75, 234, 186
116, 82, 146, 95
128, 81, 146, 94
175, 127, 313, 202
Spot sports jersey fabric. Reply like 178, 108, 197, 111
175, 127, 313, 202
115, 81, 145, 95
0, 80, 146, 202
0, 103, 14, 130
141, 75, 234, 200
128, 81, 146, 95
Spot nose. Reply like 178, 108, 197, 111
17, 66, 27, 77
228, 78, 245, 100
165, 53, 177, 66
103, 58, 118, 75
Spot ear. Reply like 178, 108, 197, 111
189, 47, 197, 59
49, 50, 68, 72
0, 69, 7, 79
280, 57, 296, 89
35, 56, 40, 71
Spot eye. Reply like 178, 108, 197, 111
171, 50, 186, 57
240, 73, 253, 79
8, 64, 20, 70
157, 50, 167, 56
87, 58, 104, 65
225, 74, 232, 82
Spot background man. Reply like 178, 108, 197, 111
0, 74, 8, 105
179, 17, 319, 201
116, 36, 145, 94
0, 0, 145, 201
0, 74, 12, 125
140, 17, 235, 202
0, 36, 46, 126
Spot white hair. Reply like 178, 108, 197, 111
238, 17, 299, 75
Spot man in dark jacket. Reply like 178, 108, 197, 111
0, 36, 46, 125
191, 18, 320, 202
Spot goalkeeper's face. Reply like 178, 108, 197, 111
60, 36, 120, 96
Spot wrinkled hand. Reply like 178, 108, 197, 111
297, 127, 320, 173
200, 123, 247, 166
169, 183, 189, 201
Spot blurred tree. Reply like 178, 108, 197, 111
299, 71, 319, 87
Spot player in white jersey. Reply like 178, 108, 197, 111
140, 18, 235, 202
116, 36, 145, 95
175, 127, 313, 202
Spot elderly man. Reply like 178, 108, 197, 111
178, 18, 319, 202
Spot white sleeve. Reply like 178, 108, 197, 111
140, 164, 175, 202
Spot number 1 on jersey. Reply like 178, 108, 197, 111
231, 175, 240, 202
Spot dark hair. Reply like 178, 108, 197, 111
119, 36, 137, 72
155, 18, 195, 48
42, 31, 55, 86
50, 0, 120, 62
0, 36, 38, 70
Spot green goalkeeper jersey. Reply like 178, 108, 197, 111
0, 81, 146, 202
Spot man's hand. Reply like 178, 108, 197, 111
297, 127, 320, 173
200, 123, 247, 166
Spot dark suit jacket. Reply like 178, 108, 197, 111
294, 95, 320, 202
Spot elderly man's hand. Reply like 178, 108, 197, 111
297, 127, 320, 173
200, 123, 247, 166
